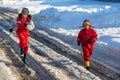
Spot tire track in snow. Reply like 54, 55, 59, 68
29, 35, 101, 80
0, 31, 40, 80
0, 7, 119, 80
0, 9, 68, 80
30, 30, 119, 80
0, 28, 57, 80
0, 26, 101, 80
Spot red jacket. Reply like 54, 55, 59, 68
77, 28, 98, 46
16, 15, 30, 37
77, 28, 98, 61
16, 14, 31, 54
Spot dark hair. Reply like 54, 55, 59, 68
18, 14, 32, 20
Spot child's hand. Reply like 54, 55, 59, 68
24, 23, 28, 27
88, 39, 92, 43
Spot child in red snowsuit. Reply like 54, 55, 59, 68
77, 20, 98, 70
10, 8, 35, 63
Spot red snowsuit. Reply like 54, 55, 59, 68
77, 28, 98, 61
16, 15, 30, 54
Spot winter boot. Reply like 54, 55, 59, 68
86, 66, 90, 70
22, 54, 26, 64
85, 61, 90, 70
20, 48, 24, 57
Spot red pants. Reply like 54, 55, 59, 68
82, 45, 94, 61
16, 30, 29, 54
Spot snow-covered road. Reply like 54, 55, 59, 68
0, 36, 17, 80
0, 30, 40, 80
0, 6, 120, 80
0, 8, 102, 80
30, 28, 120, 80
0, 23, 101, 80
0, 25, 101, 80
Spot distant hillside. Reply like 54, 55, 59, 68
98, 0, 120, 2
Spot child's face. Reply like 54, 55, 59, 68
22, 13, 28, 18
82, 21, 90, 29
84, 25, 90, 29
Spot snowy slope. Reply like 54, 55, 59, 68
0, 43, 18, 80
0, 0, 120, 79
0, 26, 101, 80
3, 0, 120, 48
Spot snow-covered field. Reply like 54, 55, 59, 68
0, 0, 120, 80
2, 0, 120, 48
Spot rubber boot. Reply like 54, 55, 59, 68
85, 61, 90, 70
